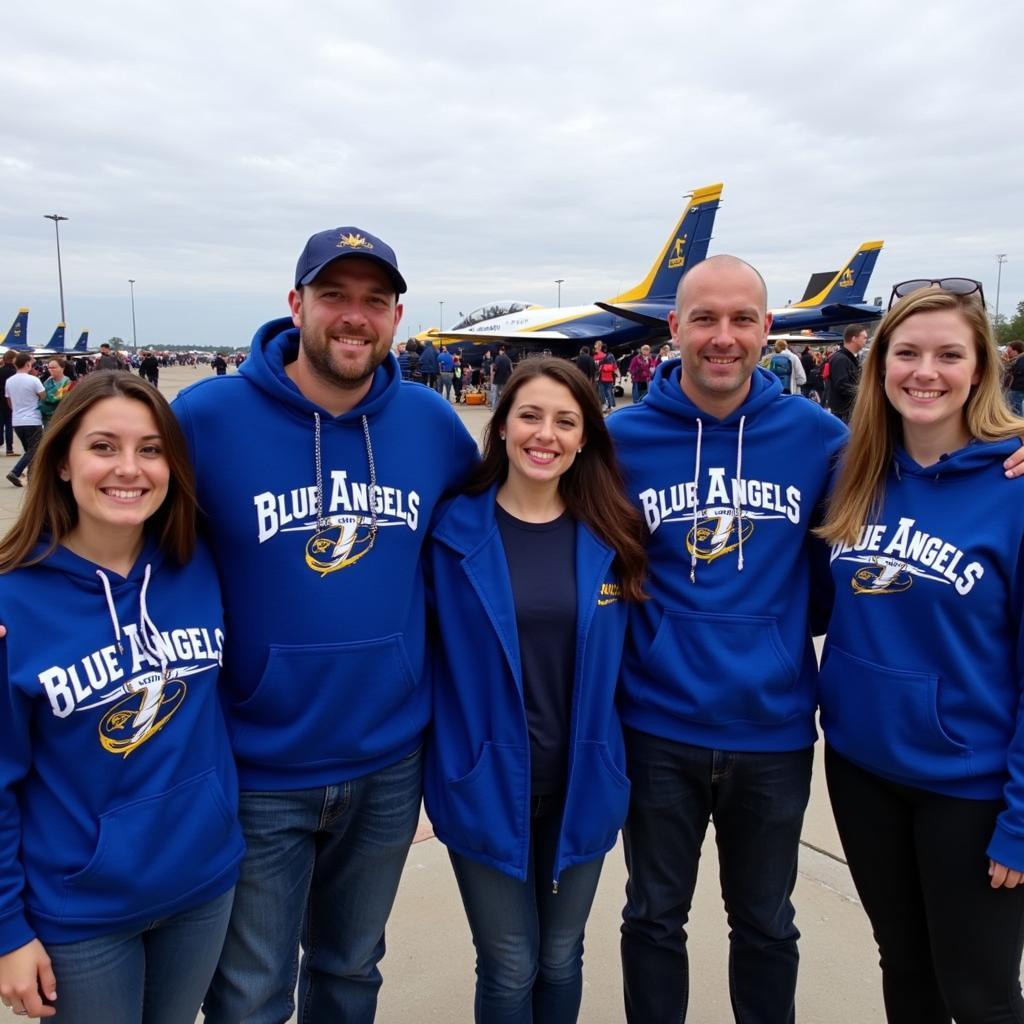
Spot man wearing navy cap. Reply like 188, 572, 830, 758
173, 227, 478, 1022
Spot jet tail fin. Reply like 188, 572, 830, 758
1, 309, 29, 349
607, 183, 723, 303
45, 323, 66, 353
72, 329, 90, 353
791, 241, 883, 309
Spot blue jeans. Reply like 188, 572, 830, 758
449, 794, 605, 1023
620, 729, 813, 1024
12, 424, 42, 479
1009, 390, 1024, 415
45, 887, 233, 1024
598, 382, 616, 410
203, 747, 422, 1024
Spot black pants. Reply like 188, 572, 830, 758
826, 746, 1024, 1023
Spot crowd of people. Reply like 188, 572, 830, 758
1, 226, 1024, 1024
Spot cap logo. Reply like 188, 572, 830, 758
337, 232, 374, 251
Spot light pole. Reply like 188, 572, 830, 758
43, 214, 69, 323
128, 279, 138, 353
555, 278, 565, 307
996, 254, 1008, 323
439, 300, 445, 333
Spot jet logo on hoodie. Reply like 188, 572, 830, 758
830, 516, 984, 597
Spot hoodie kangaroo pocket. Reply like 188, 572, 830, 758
819, 645, 971, 779
62, 769, 242, 923
232, 635, 419, 766
641, 610, 799, 724
444, 742, 527, 866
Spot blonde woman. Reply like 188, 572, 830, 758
817, 280, 1024, 1021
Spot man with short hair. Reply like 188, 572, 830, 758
491, 344, 513, 407
39, 358, 73, 426
574, 345, 596, 384
609, 255, 848, 1023
1005, 340, 1024, 415
827, 324, 868, 423
173, 226, 477, 1023
95, 342, 122, 371
5, 352, 45, 486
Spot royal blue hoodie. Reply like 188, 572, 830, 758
820, 440, 1024, 870
0, 539, 242, 953
423, 487, 630, 883
173, 320, 478, 790
608, 361, 848, 751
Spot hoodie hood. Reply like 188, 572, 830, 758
646, 358, 784, 426
238, 316, 401, 421
893, 437, 1022, 480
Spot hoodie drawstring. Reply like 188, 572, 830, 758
689, 418, 703, 583
96, 570, 124, 655
96, 563, 165, 673
735, 415, 746, 573
688, 414, 747, 583
313, 411, 379, 544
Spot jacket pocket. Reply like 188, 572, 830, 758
561, 741, 631, 861
640, 610, 799, 724
232, 635, 419, 766
62, 769, 243, 923
819, 645, 971, 779
443, 742, 527, 867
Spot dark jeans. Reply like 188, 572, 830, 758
825, 746, 1024, 1023
1, 404, 12, 452
620, 728, 812, 1024
12, 424, 42, 479
449, 793, 605, 1023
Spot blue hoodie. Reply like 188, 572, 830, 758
418, 342, 439, 374
608, 360, 848, 751
423, 487, 630, 883
819, 440, 1024, 870
0, 539, 242, 954
173, 319, 478, 790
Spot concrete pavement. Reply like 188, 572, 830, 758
0, 364, 887, 1021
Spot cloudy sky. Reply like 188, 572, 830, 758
2, 0, 1021, 349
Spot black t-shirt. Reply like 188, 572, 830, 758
496, 505, 577, 796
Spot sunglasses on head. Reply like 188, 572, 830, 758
887, 278, 985, 310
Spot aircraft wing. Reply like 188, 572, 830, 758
594, 301, 671, 328
819, 302, 883, 319
439, 323, 623, 345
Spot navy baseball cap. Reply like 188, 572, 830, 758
294, 227, 407, 295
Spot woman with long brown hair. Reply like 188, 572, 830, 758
424, 356, 645, 1022
0, 372, 243, 1022
817, 281, 1024, 1020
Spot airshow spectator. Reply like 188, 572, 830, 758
574, 345, 596, 384
39, 360, 73, 427
1005, 340, 1024, 414
5, 353, 44, 487
419, 340, 440, 390
492, 345, 513, 407
211, 354, 228, 376
139, 350, 160, 388
827, 325, 868, 422
95, 343, 123, 371
596, 346, 618, 413
0, 352, 16, 457
438, 344, 455, 400
768, 339, 807, 395
628, 344, 658, 402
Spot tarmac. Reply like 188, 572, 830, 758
0, 363, 888, 1022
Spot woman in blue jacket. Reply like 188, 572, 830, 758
425, 357, 646, 1023
817, 282, 1024, 1021
0, 373, 243, 1022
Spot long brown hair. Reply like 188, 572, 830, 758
818, 286, 1024, 546
0, 372, 198, 571
468, 356, 647, 600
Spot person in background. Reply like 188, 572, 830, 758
628, 345, 658, 403
6, 352, 45, 488
0, 351, 16, 457
492, 345, 513, 408
827, 325, 868, 423
1003, 339, 1024, 414
438, 345, 455, 401
0, 372, 243, 1022
425, 357, 646, 1022
817, 281, 1024, 1021
768, 339, 806, 396
39, 359, 74, 427
211, 354, 228, 376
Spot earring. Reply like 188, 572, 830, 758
577, 448, 583, 454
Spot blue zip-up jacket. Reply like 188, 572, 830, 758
0, 539, 243, 953
608, 361, 848, 751
424, 487, 631, 883
173, 319, 478, 790
438, 350, 454, 372
820, 440, 1024, 870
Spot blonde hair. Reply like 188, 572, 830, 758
818, 286, 1024, 546
773, 339, 788, 353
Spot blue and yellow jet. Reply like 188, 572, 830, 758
418, 182, 724, 360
